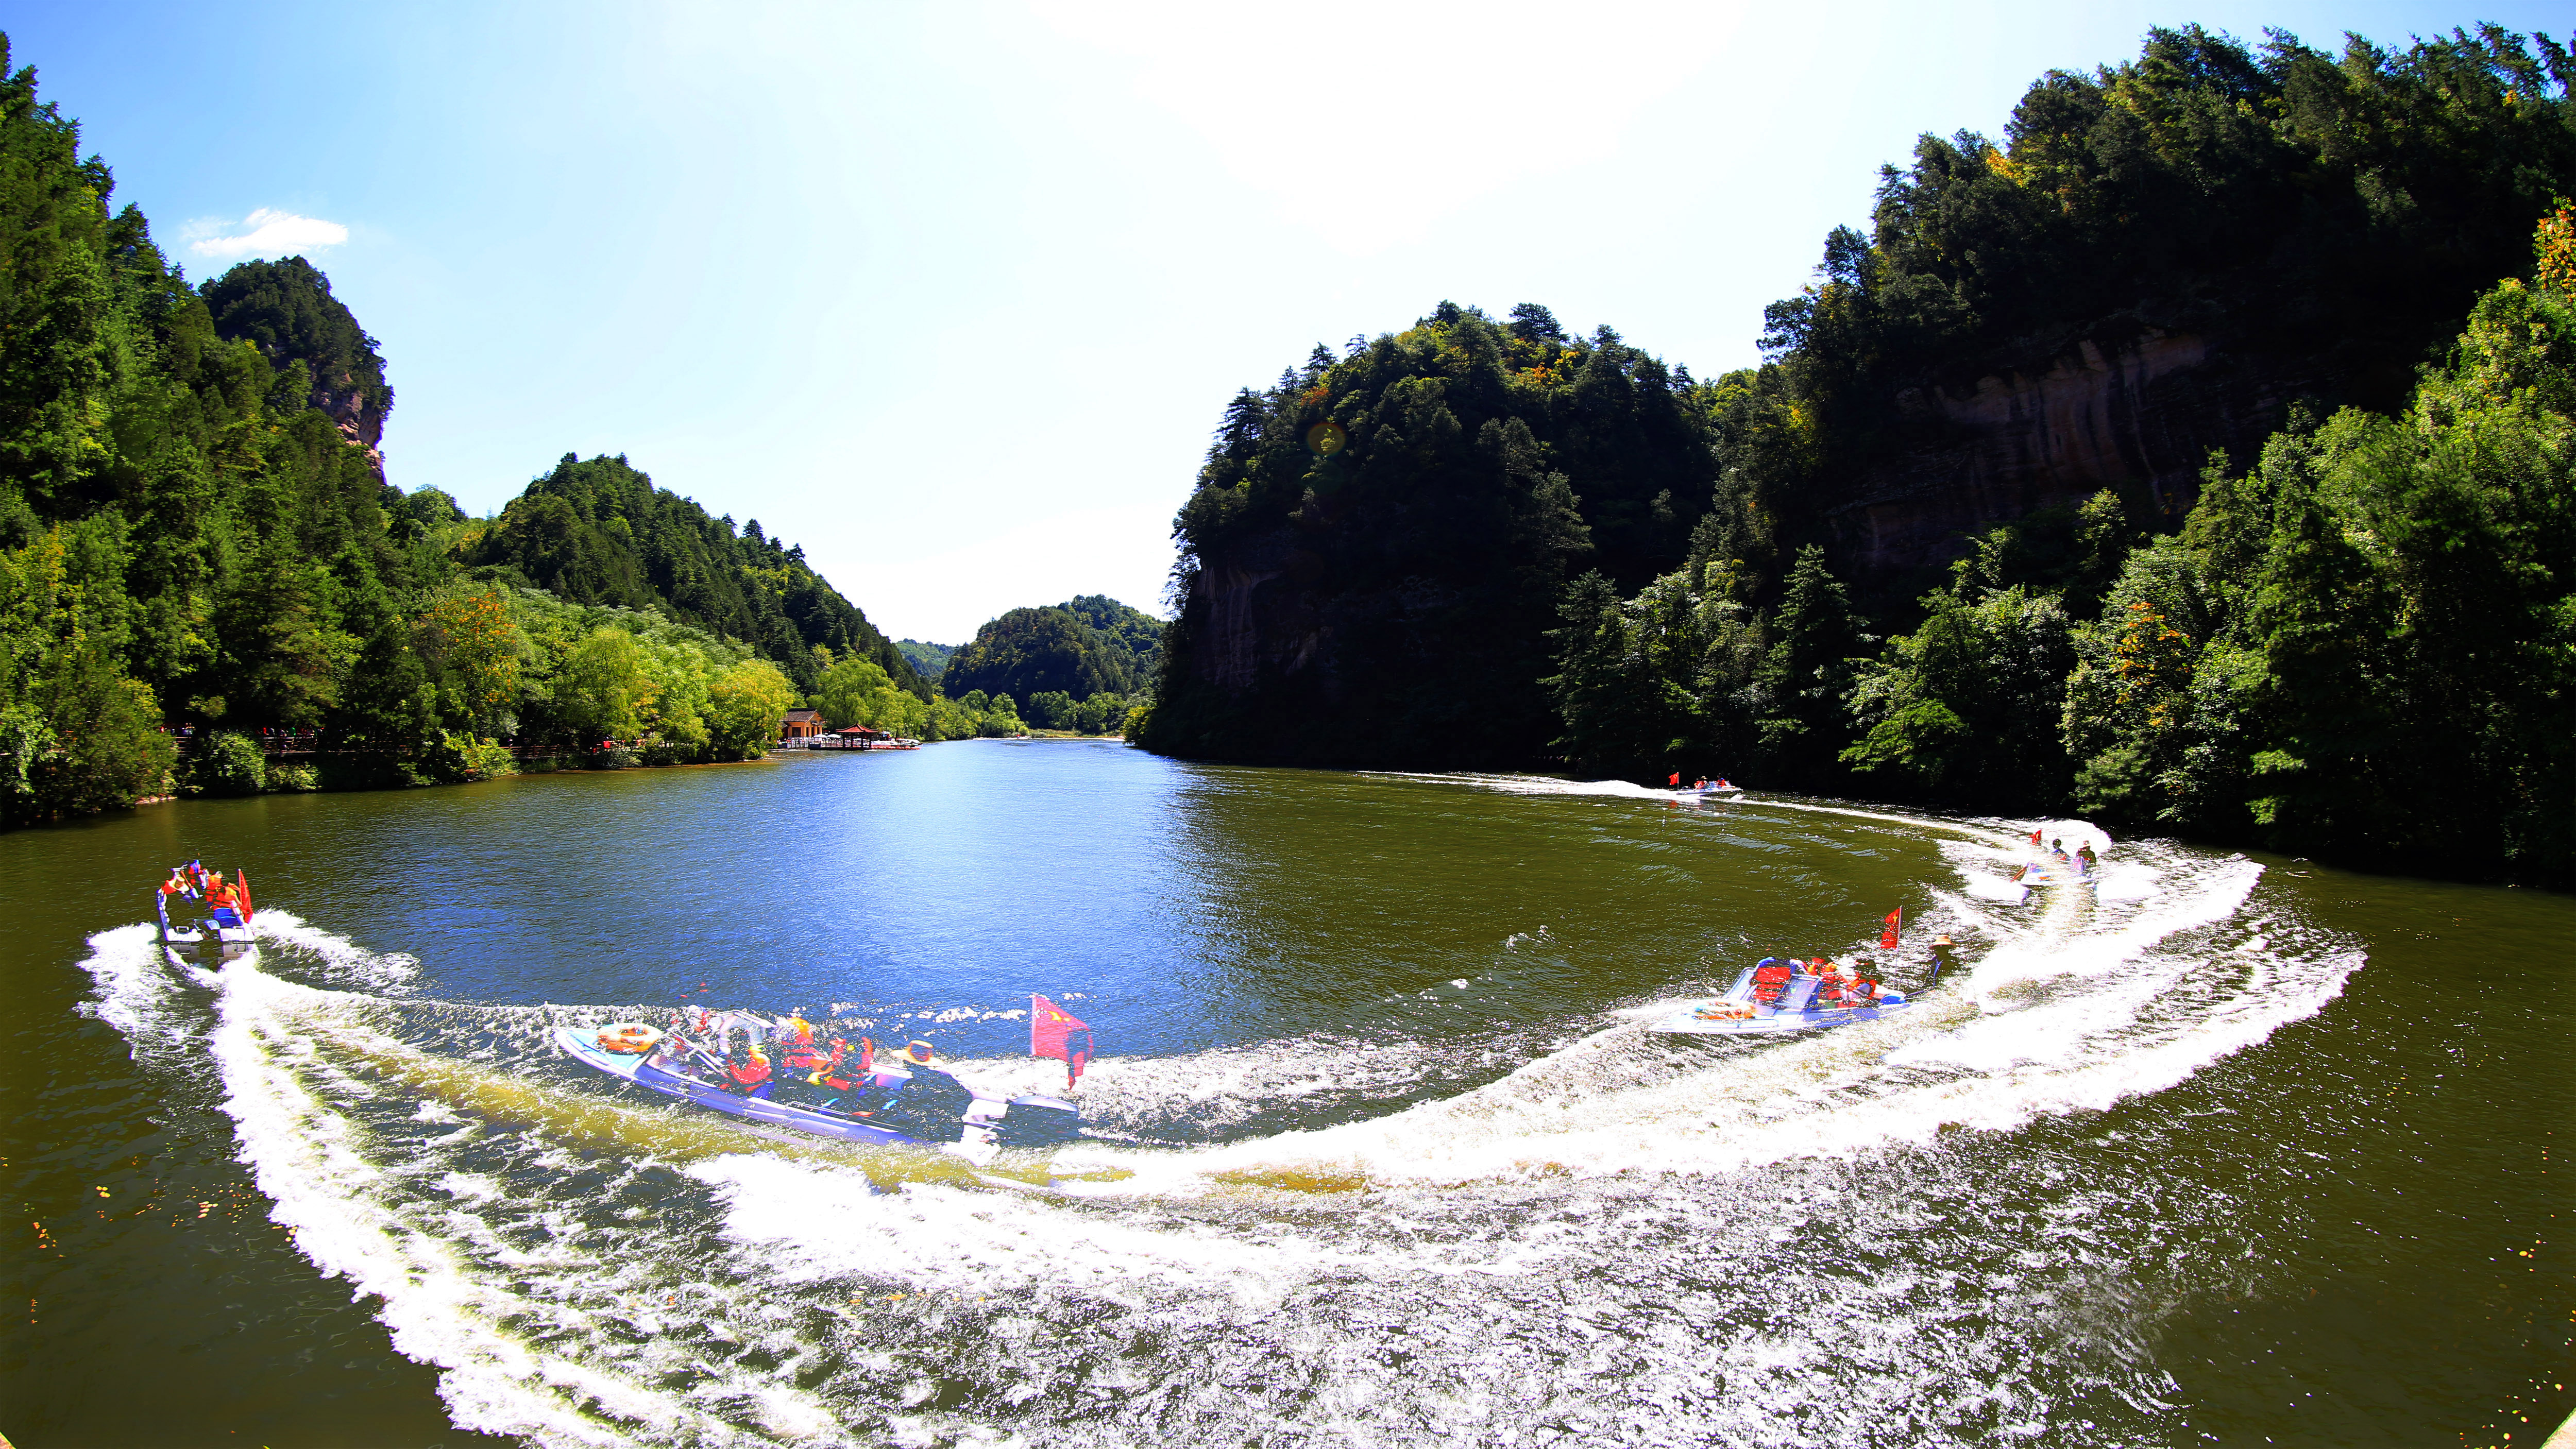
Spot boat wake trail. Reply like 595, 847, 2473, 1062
69, 810, 2362, 1447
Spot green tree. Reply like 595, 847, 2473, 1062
555, 626, 651, 743
1755, 545, 1863, 787
706, 658, 794, 760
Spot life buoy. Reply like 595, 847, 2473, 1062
598, 1021, 664, 1054
902, 1040, 935, 1066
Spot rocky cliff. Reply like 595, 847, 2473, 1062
201, 256, 393, 466
1835, 331, 2319, 572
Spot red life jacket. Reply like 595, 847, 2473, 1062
727, 1053, 771, 1087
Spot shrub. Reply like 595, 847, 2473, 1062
188, 731, 267, 796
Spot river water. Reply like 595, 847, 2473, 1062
2, 741, 2566, 1447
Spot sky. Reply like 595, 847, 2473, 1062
8, 1, 2568, 643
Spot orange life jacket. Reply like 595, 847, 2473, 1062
727, 1052, 771, 1087
810, 1041, 857, 1091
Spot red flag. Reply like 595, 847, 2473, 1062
1031, 995, 1093, 1086
1668, 773, 1682, 787
1879, 908, 1901, 949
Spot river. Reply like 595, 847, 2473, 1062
2, 740, 2566, 1447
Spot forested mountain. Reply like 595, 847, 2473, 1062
894, 639, 954, 677
1142, 306, 1696, 765
941, 596, 1160, 703
200, 255, 392, 453
461, 452, 921, 696
1141, 23, 2576, 885
0, 33, 916, 822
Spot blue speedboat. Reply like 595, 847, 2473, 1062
554, 1011, 1081, 1162
155, 864, 255, 950
1649, 940, 1954, 1036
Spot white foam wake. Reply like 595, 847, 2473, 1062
59, 800, 2366, 1449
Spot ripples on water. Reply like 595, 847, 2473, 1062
71, 767, 2376, 1447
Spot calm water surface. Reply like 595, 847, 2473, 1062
2, 741, 2566, 1446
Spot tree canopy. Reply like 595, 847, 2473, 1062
0, 32, 920, 820
942, 596, 1160, 702
461, 452, 919, 696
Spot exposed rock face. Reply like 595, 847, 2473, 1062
1189, 534, 1311, 693
1837, 332, 2313, 570
309, 378, 387, 454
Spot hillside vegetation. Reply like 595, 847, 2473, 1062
459, 452, 921, 697
1142, 24, 2576, 885
0, 36, 910, 821
942, 595, 1159, 732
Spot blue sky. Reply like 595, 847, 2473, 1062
9, 1, 2568, 642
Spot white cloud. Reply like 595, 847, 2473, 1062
1031, 0, 1742, 252
186, 208, 351, 261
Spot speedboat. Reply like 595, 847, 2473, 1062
1675, 780, 1744, 800
155, 863, 256, 950
1649, 940, 1954, 1036
555, 1010, 1081, 1163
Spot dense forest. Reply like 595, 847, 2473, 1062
1141, 24, 2576, 887
894, 638, 954, 678
940, 596, 1160, 735
0, 36, 920, 823
455, 452, 921, 696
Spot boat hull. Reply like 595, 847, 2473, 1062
554, 1025, 923, 1148
1649, 1000, 1915, 1035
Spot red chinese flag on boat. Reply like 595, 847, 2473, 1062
1031, 995, 1093, 1085
1879, 908, 1902, 949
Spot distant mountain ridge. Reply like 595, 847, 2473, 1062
940, 595, 1161, 703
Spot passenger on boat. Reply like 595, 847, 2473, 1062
2076, 842, 2098, 874
1814, 959, 1855, 1005
779, 1012, 831, 1071
723, 1042, 773, 1097
806, 1038, 860, 1091
1848, 959, 1883, 1006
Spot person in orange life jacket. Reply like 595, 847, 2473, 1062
1846, 958, 1883, 1006
1814, 958, 1854, 1005
779, 1012, 829, 1072
724, 1041, 772, 1097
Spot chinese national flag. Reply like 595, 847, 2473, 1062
1031, 995, 1093, 1085
1879, 908, 1901, 949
